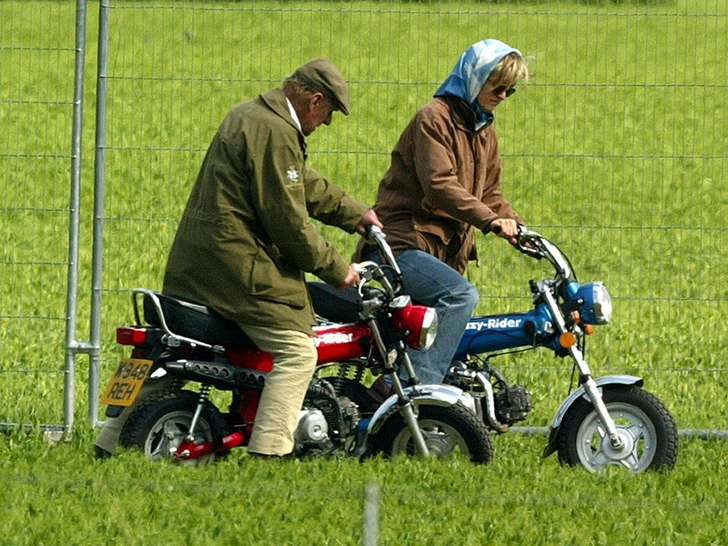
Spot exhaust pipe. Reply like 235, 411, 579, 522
165, 360, 266, 391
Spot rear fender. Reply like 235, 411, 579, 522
542, 374, 643, 458
367, 384, 476, 435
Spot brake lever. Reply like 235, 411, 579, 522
354, 261, 397, 299
515, 227, 544, 260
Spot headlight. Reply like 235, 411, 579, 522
417, 307, 439, 349
576, 282, 612, 325
391, 303, 439, 350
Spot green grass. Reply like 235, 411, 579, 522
1, 426, 726, 545
87, 0, 727, 434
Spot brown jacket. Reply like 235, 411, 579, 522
356, 96, 522, 273
163, 89, 368, 333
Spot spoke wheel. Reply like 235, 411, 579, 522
368, 403, 493, 464
120, 389, 229, 466
557, 386, 678, 473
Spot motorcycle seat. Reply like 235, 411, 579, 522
142, 292, 257, 348
307, 281, 360, 323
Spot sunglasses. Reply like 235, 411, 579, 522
492, 85, 517, 98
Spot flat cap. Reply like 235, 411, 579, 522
292, 58, 350, 115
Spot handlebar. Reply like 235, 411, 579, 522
361, 224, 574, 292
515, 226, 543, 259
515, 226, 574, 280
364, 225, 402, 276
355, 225, 404, 298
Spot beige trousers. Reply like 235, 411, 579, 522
242, 324, 318, 456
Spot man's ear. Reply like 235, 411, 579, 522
309, 92, 326, 109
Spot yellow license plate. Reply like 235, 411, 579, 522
100, 358, 153, 406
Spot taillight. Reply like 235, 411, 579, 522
116, 327, 148, 346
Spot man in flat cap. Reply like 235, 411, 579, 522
94, 59, 380, 459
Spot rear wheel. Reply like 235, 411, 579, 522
557, 386, 678, 472
368, 403, 493, 464
120, 389, 230, 466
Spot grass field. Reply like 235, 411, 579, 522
1, 426, 726, 545
1, 1, 728, 543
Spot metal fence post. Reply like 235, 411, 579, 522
363, 480, 381, 546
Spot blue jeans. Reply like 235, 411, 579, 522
365, 248, 479, 385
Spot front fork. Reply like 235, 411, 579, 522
366, 318, 431, 457
569, 346, 623, 449
542, 288, 623, 450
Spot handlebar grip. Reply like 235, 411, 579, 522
365, 224, 383, 239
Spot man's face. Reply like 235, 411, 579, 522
299, 94, 337, 136
476, 79, 516, 113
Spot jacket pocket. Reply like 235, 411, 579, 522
249, 249, 307, 309
412, 216, 459, 245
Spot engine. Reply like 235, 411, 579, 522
294, 379, 360, 456
493, 383, 533, 425
445, 361, 533, 429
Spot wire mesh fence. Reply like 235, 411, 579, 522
1, 0, 726, 434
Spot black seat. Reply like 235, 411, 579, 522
143, 292, 256, 348
308, 281, 360, 323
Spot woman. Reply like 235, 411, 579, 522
358, 39, 531, 393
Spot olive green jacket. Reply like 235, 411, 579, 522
163, 89, 368, 333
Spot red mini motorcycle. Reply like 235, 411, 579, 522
100, 226, 492, 464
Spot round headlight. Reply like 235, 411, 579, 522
391, 303, 439, 350
418, 307, 439, 350
576, 282, 612, 325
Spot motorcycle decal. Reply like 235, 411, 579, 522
311, 332, 355, 347
466, 317, 524, 330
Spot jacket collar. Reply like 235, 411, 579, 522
441, 96, 492, 134
260, 88, 303, 134
259, 88, 307, 154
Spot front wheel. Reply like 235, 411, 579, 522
557, 386, 679, 472
119, 389, 230, 466
368, 403, 494, 464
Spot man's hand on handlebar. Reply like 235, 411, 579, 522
338, 264, 361, 289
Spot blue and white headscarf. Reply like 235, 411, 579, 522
434, 39, 522, 130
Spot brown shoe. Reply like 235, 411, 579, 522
247, 451, 294, 460
367, 376, 393, 404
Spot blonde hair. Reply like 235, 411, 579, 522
488, 53, 531, 89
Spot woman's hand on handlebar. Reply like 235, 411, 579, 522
355, 209, 383, 236
489, 218, 519, 244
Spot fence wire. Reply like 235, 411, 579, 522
1, 0, 726, 435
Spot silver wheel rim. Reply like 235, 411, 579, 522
144, 410, 216, 465
390, 418, 471, 459
576, 402, 658, 473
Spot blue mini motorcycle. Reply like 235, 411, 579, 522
310, 227, 678, 472
443, 227, 679, 472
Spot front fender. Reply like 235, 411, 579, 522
367, 383, 476, 435
542, 374, 643, 458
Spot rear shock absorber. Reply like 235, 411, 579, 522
186, 383, 212, 440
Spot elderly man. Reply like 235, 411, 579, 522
95, 59, 380, 458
